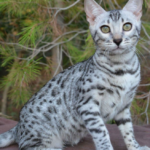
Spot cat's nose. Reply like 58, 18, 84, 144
113, 38, 122, 46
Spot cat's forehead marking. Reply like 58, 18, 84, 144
109, 10, 121, 22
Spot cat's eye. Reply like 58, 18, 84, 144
101, 25, 110, 33
123, 23, 132, 31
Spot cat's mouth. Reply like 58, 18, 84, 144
112, 47, 124, 51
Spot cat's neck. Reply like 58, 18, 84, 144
93, 47, 136, 64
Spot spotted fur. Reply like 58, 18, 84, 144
0, 0, 150, 150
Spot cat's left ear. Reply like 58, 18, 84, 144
123, 0, 143, 20
84, 0, 106, 25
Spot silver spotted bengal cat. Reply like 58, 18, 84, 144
0, 0, 150, 150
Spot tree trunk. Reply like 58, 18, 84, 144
51, 1, 64, 77
1, 86, 9, 114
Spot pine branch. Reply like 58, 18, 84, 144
30, 30, 87, 59
53, 0, 80, 18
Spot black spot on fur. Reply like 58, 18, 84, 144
72, 69, 76, 74
89, 128, 102, 133
33, 116, 37, 119
43, 113, 51, 121
53, 107, 57, 114
61, 80, 65, 88
97, 85, 105, 90
57, 76, 62, 84
98, 92, 104, 96
115, 69, 124, 75
107, 89, 113, 94
87, 88, 91, 92
30, 134, 34, 138
25, 120, 28, 123
25, 130, 29, 135
62, 112, 68, 121
21, 132, 23, 136
79, 88, 81, 93
51, 77, 56, 82
51, 87, 60, 97
22, 125, 25, 129
57, 98, 61, 105
86, 78, 92, 82
38, 93, 44, 99
29, 108, 33, 113
48, 107, 52, 113
93, 100, 99, 106
28, 124, 33, 129
48, 83, 51, 88
82, 89, 85, 94
36, 107, 40, 112
31, 121, 35, 124
63, 92, 66, 100
73, 116, 78, 122
32, 101, 35, 105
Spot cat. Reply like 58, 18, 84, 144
0, 0, 150, 150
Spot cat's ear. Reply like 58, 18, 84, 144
123, 0, 143, 20
84, 0, 106, 25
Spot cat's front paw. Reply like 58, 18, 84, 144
138, 146, 150, 150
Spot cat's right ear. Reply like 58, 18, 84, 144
84, 0, 106, 25
123, 0, 143, 20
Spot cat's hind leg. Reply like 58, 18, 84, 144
19, 132, 63, 150
18, 120, 63, 150
20, 139, 63, 150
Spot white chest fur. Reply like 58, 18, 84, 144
90, 52, 141, 122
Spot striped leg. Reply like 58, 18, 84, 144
115, 107, 142, 150
77, 98, 113, 150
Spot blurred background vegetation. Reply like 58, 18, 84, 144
0, 0, 150, 125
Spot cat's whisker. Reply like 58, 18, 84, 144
136, 52, 142, 61
136, 48, 145, 61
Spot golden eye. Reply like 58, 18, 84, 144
123, 23, 132, 31
101, 25, 110, 33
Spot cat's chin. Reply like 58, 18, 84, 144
109, 48, 131, 55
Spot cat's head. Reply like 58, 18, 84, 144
84, 0, 143, 55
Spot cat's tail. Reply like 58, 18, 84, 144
0, 125, 17, 147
